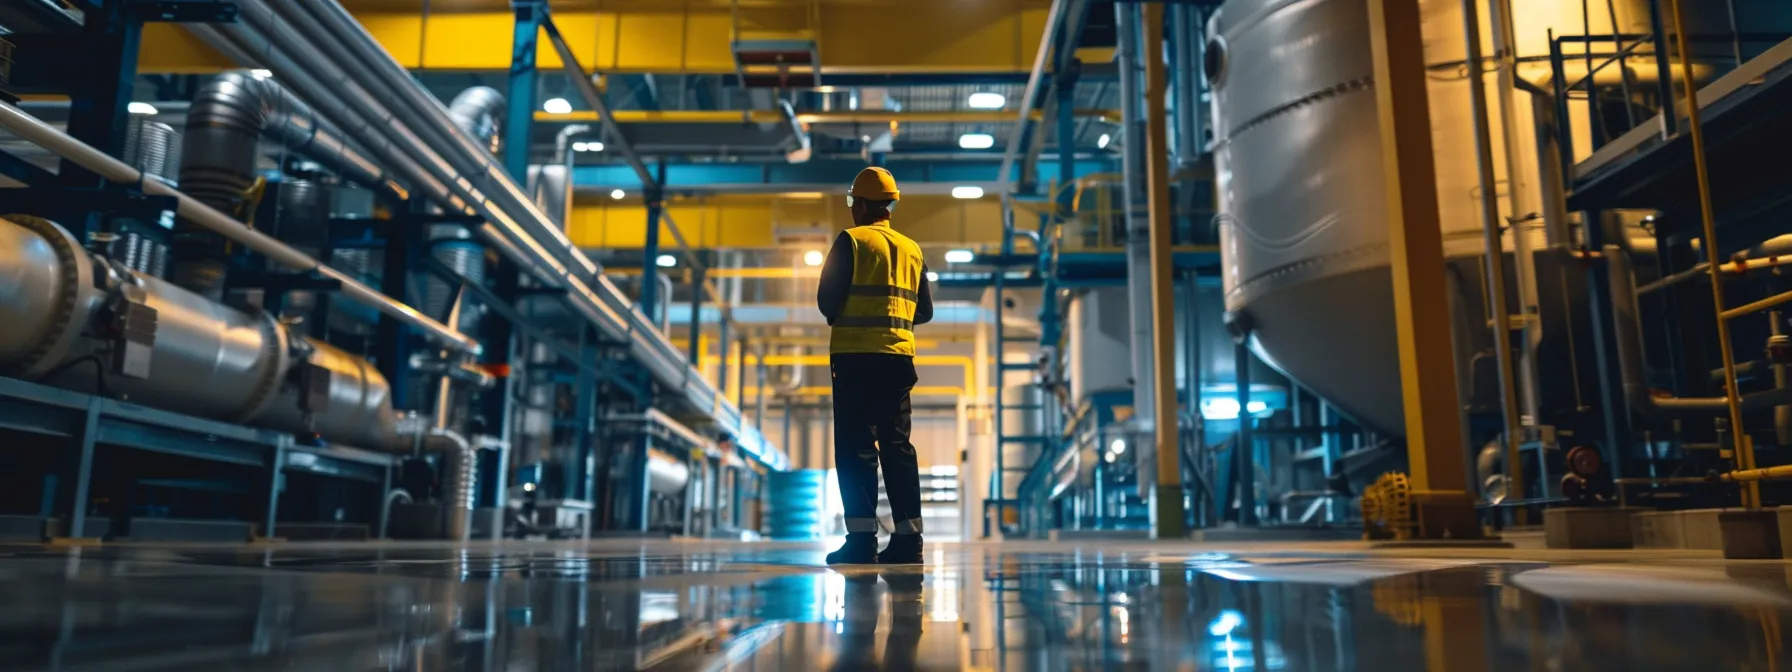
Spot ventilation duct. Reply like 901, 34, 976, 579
446, 86, 506, 156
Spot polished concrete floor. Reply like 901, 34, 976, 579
1, 537, 1789, 671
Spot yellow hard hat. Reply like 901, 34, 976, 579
849, 166, 900, 202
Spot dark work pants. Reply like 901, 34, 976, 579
830, 353, 922, 535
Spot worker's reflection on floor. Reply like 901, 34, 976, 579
829, 569, 925, 671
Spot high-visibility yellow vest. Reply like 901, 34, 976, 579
830, 222, 925, 356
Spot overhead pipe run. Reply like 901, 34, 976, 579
0, 101, 479, 355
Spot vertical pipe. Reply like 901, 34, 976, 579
1235, 340, 1256, 526
1368, 0, 1480, 537
1647, 0, 1679, 139
642, 191, 664, 322
1116, 1, 1158, 449
1771, 312, 1790, 446
1462, 0, 1528, 511
688, 265, 705, 365
1142, 2, 1186, 539
1492, 0, 1545, 427
1669, 0, 1755, 507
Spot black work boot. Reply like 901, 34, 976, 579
878, 534, 924, 565
826, 532, 879, 565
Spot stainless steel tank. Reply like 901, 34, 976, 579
1068, 287, 1134, 402
1208, 0, 1746, 434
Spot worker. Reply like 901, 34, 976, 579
817, 166, 934, 565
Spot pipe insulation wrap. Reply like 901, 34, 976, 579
0, 215, 402, 451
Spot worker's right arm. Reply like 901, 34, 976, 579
816, 232, 853, 325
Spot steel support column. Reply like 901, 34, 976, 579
61, 2, 141, 190
506, 1, 546, 179
1368, 0, 1481, 539
1140, 3, 1186, 539
1236, 340, 1256, 526
688, 265, 705, 365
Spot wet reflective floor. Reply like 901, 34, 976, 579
2, 538, 1790, 670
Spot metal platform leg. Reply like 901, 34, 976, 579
65, 398, 102, 540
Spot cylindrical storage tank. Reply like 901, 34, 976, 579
763, 469, 825, 540
251, 337, 400, 451
1067, 287, 1134, 403
1208, 0, 1753, 434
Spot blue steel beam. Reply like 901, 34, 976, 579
572, 158, 1112, 190
505, 1, 546, 179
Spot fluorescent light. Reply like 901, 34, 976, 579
571, 142, 588, 152
803, 250, 825, 267
127, 102, 158, 115
1201, 397, 1242, 421
967, 92, 1006, 109
944, 249, 974, 264
958, 133, 995, 150
951, 186, 984, 199
584, 141, 604, 152
250, 69, 273, 79
656, 254, 677, 267
925, 271, 939, 282
1098, 133, 1111, 149
543, 97, 573, 114
610, 189, 626, 200
1246, 400, 1268, 415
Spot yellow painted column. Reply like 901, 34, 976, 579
1142, 3, 1186, 539
1367, 0, 1482, 539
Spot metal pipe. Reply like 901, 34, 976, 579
415, 428, 475, 541
1772, 312, 1790, 445
174, 69, 403, 299
1488, 0, 1546, 435
1669, 0, 1754, 507
1607, 246, 1792, 414
1116, 1, 1157, 445
0, 101, 479, 355
1463, 0, 1527, 510
1515, 79, 1574, 247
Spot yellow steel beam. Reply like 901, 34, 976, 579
535, 109, 1121, 125
141, 1, 1053, 75
1368, 0, 1481, 540
568, 195, 1007, 249
744, 385, 968, 398
1141, 3, 1184, 540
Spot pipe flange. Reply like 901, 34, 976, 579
2, 215, 93, 380
232, 311, 293, 424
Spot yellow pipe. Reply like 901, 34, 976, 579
1670, 0, 1755, 507
535, 109, 1120, 125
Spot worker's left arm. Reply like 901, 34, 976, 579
913, 264, 935, 325
816, 232, 853, 325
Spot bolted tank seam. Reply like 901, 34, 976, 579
1224, 242, 1388, 305
230, 314, 290, 424
1215, 76, 1373, 147
0, 215, 84, 379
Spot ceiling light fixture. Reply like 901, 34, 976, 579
803, 250, 825, 267
610, 189, 626, 200
656, 254, 677, 268
967, 92, 1006, 109
543, 97, 573, 114
958, 133, 995, 150
127, 102, 158, 115
1098, 133, 1112, 149
944, 249, 974, 264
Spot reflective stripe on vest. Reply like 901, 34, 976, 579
830, 223, 924, 356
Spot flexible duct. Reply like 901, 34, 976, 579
174, 69, 403, 300
0, 215, 401, 451
413, 427, 475, 542
446, 86, 505, 156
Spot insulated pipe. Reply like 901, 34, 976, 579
0, 101, 479, 355
0, 215, 401, 450
1115, 1, 1157, 439
175, 69, 403, 299
1462, 0, 1527, 509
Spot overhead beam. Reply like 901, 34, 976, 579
535, 109, 1122, 125
143, 3, 1057, 75
571, 158, 1112, 192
